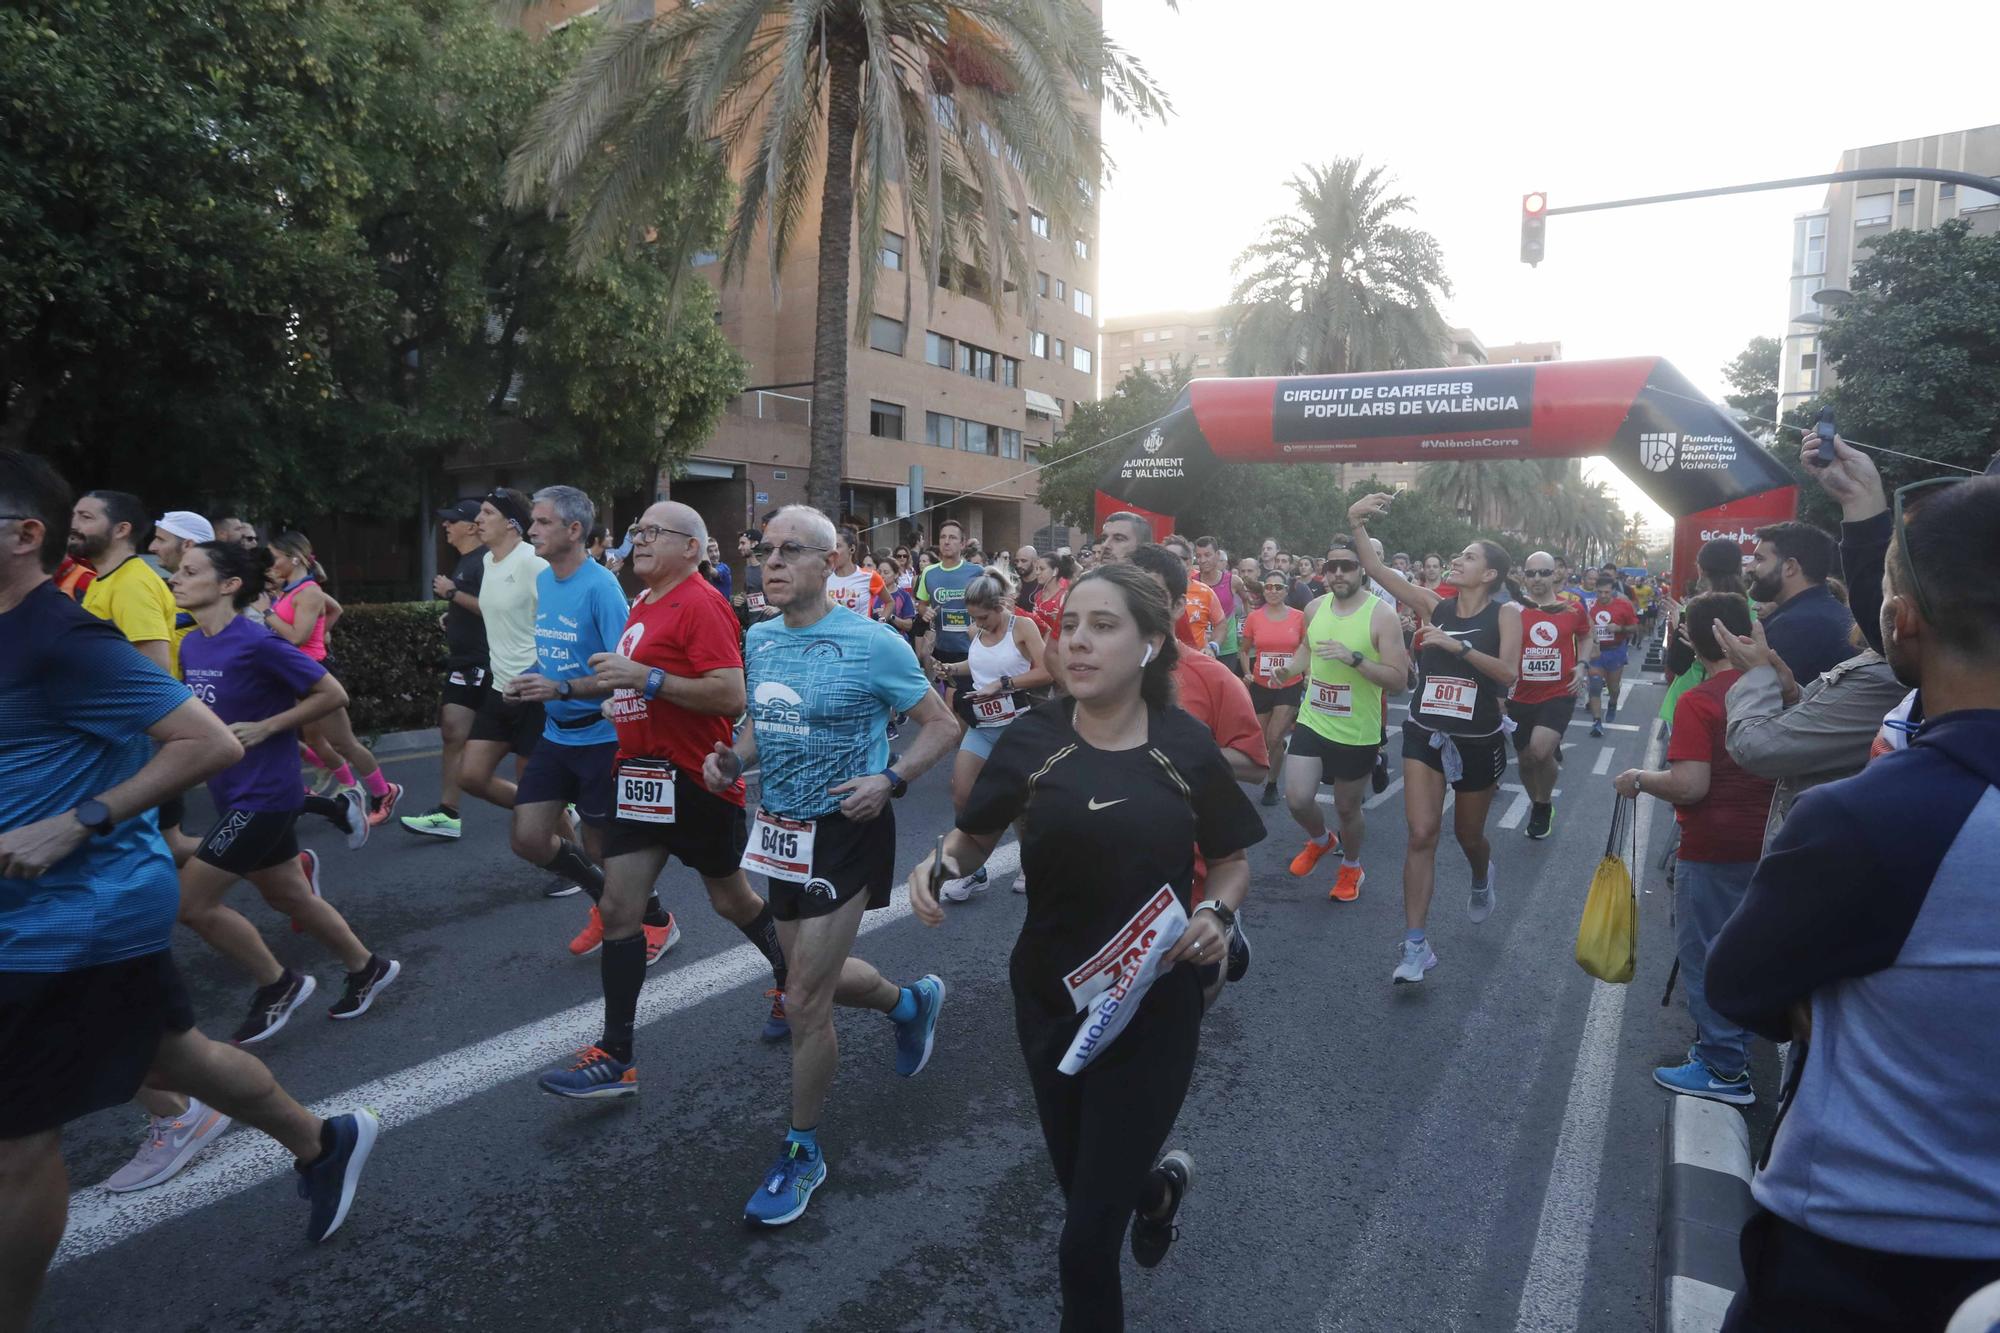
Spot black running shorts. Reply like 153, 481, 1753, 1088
469, 686, 542, 756
758, 808, 898, 923
515, 740, 617, 828
1400, 718, 1507, 794
0, 950, 194, 1138
195, 808, 302, 876
1286, 725, 1379, 783
441, 666, 489, 712
1247, 680, 1304, 714
1508, 694, 1579, 752
600, 771, 749, 879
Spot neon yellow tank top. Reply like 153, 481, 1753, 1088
1297, 592, 1384, 746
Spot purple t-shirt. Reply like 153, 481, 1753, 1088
179, 615, 327, 812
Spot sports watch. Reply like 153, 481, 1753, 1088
73, 798, 115, 836
881, 767, 909, 799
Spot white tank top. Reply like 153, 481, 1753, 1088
968, 616, 1033, 692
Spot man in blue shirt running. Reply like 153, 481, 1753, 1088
915, 517, 982, 695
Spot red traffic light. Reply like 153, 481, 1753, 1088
1520, 192, 1547, 266
1523, 191, 1548, 216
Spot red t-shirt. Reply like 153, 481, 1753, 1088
1512, 602, 1591, 704
1588, 595, 1638, 650
1240, 605, 1306, 686
1665, 669, 1774, 862
609, 573, 748, 807
1173, 649, 1269, 902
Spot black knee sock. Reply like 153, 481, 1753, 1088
641, 895, 669, 927
599, 934, 646, 1064
303, 793, 352, 832
544, 838, 605, 902
738, 906, 787, 988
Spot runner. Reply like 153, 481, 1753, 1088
262, 532, 404, 828
915, 518, 983, 700
733, 528, 778, 629
400, 499, 488, 839
1509, 552, 1592, 839
0, 452, 379, 1312
170, 541, 402, 1043
933, 567, 1051, 902
827, 524, 886, 617
1583, 568, 1638, 737
1349, 494, 1522, 984
1240, 570, 1305, 807
703, 505, 959, 1227
908, 561, 1265, 1330
453, 489, 548, 822
1271, 543, 1409, 903
70, 490, 176, 676
1029, 551, 1073, 641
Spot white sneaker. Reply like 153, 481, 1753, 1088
337, 787, 369, 850
1012, 870, 1028, 895
940, 866, 989, 903
1469, 863, 1496, 924
1392, 938, 1437, 985
101, 1097, 232, 1192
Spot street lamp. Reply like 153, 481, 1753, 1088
1810, 286, 1853, 308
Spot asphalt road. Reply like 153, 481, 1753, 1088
38, 672, 1777, 1332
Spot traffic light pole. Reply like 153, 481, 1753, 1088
1542, 165, 2000, 217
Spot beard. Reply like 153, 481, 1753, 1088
1748, 570, 1783, 602
69, 530, 107, 559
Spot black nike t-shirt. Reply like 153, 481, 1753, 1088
959, 699, 1266, 1021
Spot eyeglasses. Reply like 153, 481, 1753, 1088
1523, 567, 1557, 577
753, 541, 829, 563
1893, 477, 1962, 623
628, 524, 697, 546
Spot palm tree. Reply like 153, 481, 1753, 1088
1419, 457, 1624, 561
1227, 158, 1451, 378
506, 2, 1169, 512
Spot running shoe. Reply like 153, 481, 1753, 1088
1259, 784, 1279, 807
744, 1140, 827, 1227
940, 865, 989, 903
336, 788, 369, 851
292, 849, 322, 934
538, 1045, 636, 1100
233, 971, 317, 1045
1013, 870, 1028, 894
398, 807, 461, 840
892, 974, 945, 1077
1469, 865, 1497, 924
1589, 720, 1605, 738
1606, 704, 1619, 724
101, 1098, 232, 1193
309, 767, 343, 800
1392, 938, 1438, 985
761, 990, 790, 1042
1372, 750, 1391, 793
1525, 803, 1555, 840
365, 782, 404, 828
296, 1109, 380, 1243
1329, 863, 1365, 903
1289, 834, 1338, 877
544, 879, 584, 899
644, 915, 682, 966
569, 904, 605, 957
328, 956, 401, 1020
1225, 916, 1250, 983
1652, 1057, 1755, 1106
1130, 1149, 1193, 1269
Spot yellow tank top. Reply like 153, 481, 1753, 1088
1298, 592, 1384, 746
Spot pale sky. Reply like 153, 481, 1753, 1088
1096, 0, 1999, 532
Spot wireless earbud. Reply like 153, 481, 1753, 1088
1140, 643, 1154, 668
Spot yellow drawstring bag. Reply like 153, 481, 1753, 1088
1575, 795, 1638, 983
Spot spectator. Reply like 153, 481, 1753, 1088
1748, 520, 1855, 685
1708, 474, 2000, 1330
1613, 592, 1773, 1106
1659, 537, 1749, 735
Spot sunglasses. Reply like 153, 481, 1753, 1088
1324, 560, 1360, 573
752, 540, 829, 563
1523, 567, 1557, 577
1893, 477, 1961, 624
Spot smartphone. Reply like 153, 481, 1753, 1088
1815, 408, 1837, 465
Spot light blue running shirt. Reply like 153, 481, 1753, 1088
533, 559, 630, 746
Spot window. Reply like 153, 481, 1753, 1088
1001, 356, 1020, 388
1800, 353, 1818, 372
925, 412, 957, 449
881, 230, 904, 270
1157, 327, 1173, 340
1072, 288, 1093, 317
1119, 362, 1133, 372
1074, 237, 1090, 260
925, 331, 955, 369
1036, 271, 1051, 297
869, 400, 905, 440
1802, 215, 1827, 276
1055, 278, 1067, 301
1052, 337, 1066, 361
1071, 345, 1093, 374
961, 420, 991, 455
1030, 331, 1048, 358
1854, 193, 1892, 226
1000, 428, 1022, 460
1029, 209, 1051, 238
1197, 329, 1212, 341
959, 342, 995, 381
1940, 183, 1957, 200
1195, 357, 1210, 368
1897, 188, 1915, 206
1963, 186, 2000, 212
690, 251, 718, 268
868, 315, 906, 355
1142, 330, 1156, 343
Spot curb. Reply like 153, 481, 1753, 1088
363, 726, 442, 757
1656, 1094, 1754, 1333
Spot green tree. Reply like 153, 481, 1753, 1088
1032, 362, 1191, 530
508, 2, 1169, 513
1720, 334, 1781, 434
1226, 158, 1451, 378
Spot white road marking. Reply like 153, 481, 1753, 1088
1511, 738, 1661, 1331
1617, 679, 1635, 711
1592, 746, 1615, 775
1364, 778, 1403, 810
54, 840, 1021, 1269
1495, 783, 1560, 830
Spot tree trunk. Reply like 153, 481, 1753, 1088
806, 45, 863, 517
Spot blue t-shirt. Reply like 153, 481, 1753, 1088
534, 559, 630, 746
181, 616, 327, 812
744, 606, 932, 820
917, 560, 983, 654
1, 583, 192, 972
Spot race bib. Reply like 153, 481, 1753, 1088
1520, 648, 1562, 681
746, 592, 767, 612
1058, 887, 1188, 1076
1595, 625, 1617, 644
1419, 674, 1478, 721
972, 693, 1020, 727
741, 810, 816, 883
615, 759, 676, 824
1257, 652, 1289, 683
1308, 679, 1352, 717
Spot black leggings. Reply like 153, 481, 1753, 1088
1016, 964, 1202, 1333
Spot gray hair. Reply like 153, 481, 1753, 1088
533, 485, 595, 533
771, 503, 837, 553
1104, 510, 1154, 542
964, 564, 1018, 609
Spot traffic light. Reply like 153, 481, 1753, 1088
1520, 192, 1547, 266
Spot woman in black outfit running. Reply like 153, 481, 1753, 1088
909, 563, 1265, 1331
1348, 493, 1522, 985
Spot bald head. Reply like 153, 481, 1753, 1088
631, 499, 708, 586
1520, 549, 1559, 601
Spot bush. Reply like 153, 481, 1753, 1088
329, 602, 450, 736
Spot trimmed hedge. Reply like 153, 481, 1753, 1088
329, 602, 450, 736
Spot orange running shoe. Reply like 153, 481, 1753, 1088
569, 904, 605, 957
643, 914, 682, 966
1289, 833, 1340, 877
1329, 863, 1365, 902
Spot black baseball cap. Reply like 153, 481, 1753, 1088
435, 498, 483, 522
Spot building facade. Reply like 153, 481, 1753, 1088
1484, 339, 1562, 364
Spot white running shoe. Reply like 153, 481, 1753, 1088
940, 866, 990, 903
1469, 863, 1496, 924
337, 787, 370, 850
101, 1097, 232, 1193
1392, 938, 1438, 985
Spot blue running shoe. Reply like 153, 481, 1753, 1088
744, 1141, 827, 1227
892, 974, 945, 1077
1652, 1057, 1754, 1106
538, 1045, 637, 1100
761, 989, 790, 1043
295, 1109, 380, 1243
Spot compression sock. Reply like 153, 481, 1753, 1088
331, 764, 356, 788
598, 934, 646, 1064
302, 794, 353, 832
1404, 928, 1426, 944
544, 839, 605, 901
786, 1125, 819, 1155
738, 907, 788, 988
361, 769, 390, 799
641, 896, 669, 927
888, 987, 919, 1024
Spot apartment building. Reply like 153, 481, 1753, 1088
1484, 339, 1562, 364
1099, 308, 1240, 388
1779, 124, 2000, 416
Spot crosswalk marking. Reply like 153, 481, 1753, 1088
1495, 783, 1560, 830
1592, 746, 1615, 775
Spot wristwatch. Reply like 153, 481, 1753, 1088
73, 798, 115, 836
1194, 899, 1236, 930
556, 679, 573, 700
881, 767, 909, 799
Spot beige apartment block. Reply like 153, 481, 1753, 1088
1780, 124, 2000, 416
1099, 308, 1241, 389
1484, 339, 1562, 364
